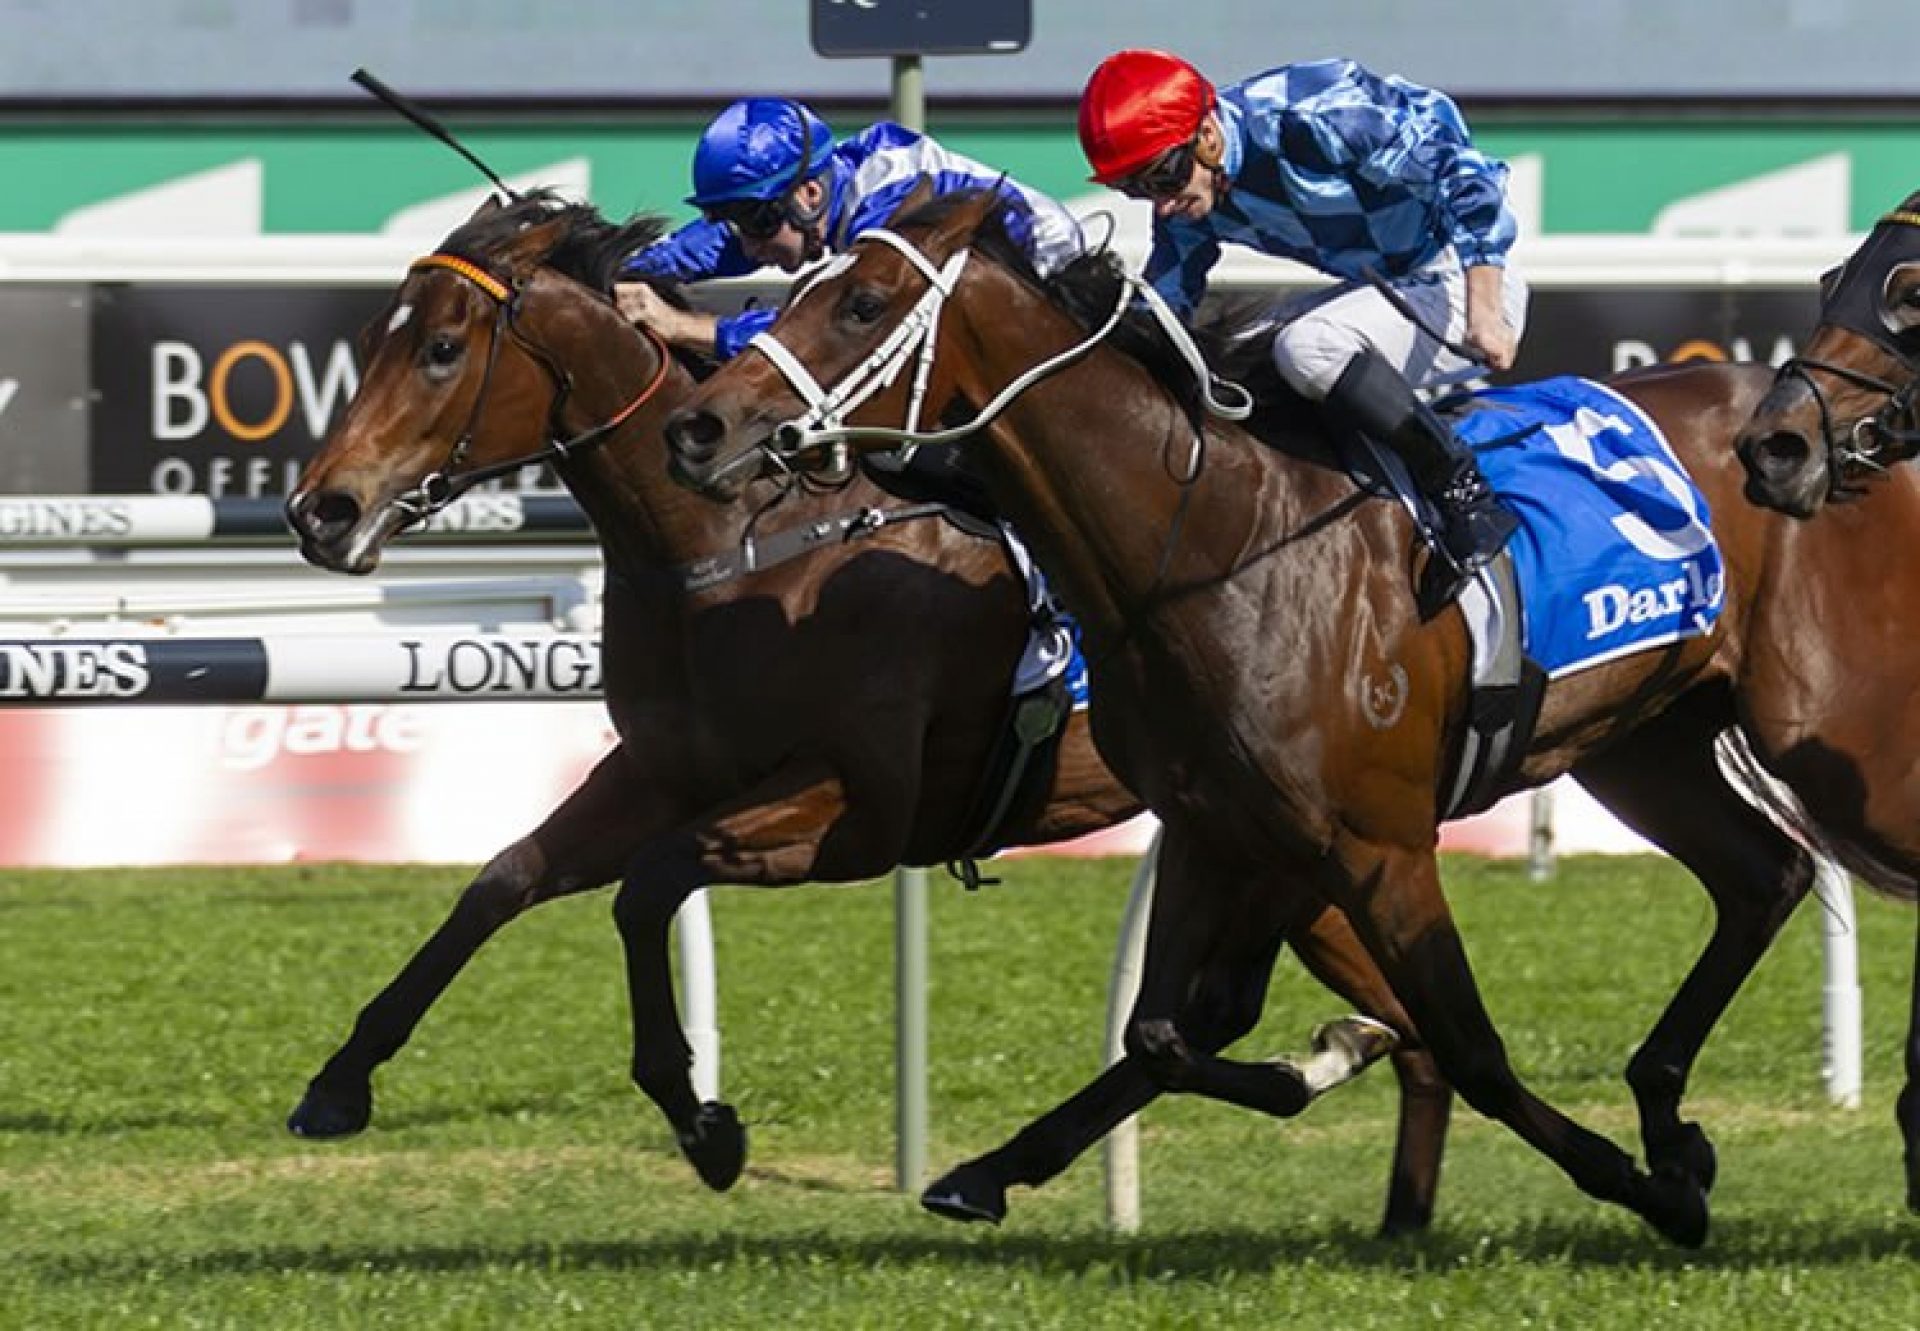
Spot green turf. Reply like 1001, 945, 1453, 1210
2, 855, 1916, 1328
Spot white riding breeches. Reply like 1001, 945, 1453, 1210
1267, 251, 1530, 400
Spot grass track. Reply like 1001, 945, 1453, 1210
2, 855, 1917, 1328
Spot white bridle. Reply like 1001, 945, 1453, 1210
734, 225, 1251, 478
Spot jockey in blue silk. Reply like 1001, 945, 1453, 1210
1079, 49, 1528, 602
615, 97, 1086, 362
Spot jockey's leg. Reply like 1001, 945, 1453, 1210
1323, 347, 1518, 589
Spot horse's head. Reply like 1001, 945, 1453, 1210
1735, 198, 1920, 518
663, 182, 1010, 502
288, 191, 678, 573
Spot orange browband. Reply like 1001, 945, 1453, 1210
410, 253, 511, 302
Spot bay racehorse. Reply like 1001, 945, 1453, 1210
280, 192, 1452, 1231
1735, 194, 1920, 1209
660, 186, 1883, 1244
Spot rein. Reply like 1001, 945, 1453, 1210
393, 253, 675, 518
702, 226, 1250, 491
671, 500, 952, 593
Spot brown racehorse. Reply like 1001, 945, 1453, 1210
1736, 194, 1920, 1210
661, 187, 1866, 1245
280, 192, 1452, 1231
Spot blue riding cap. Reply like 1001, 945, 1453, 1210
687, 99, 835, 207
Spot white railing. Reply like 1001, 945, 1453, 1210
0, 230, 1854, 289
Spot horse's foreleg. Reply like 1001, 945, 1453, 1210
1119, 826, 1310, 1117
925, 896, 1424, 1234
613, 761, 876, 1192
1328, 840, 1710, 1248
921, 1059, 1161, 1225
1572, 705, 1813, 1201
288, 747, 650, 1138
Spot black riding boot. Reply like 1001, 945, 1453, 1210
1325, 349, 1518, 601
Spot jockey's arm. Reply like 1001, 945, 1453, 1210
1462, 263, 1517, 372
613, 283, 721, 356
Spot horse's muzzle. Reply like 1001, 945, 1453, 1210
285, 488, 380, 575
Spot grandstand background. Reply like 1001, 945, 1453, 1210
0, 1, 1908, 866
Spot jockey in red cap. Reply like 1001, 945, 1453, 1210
1079, 49, 1529, 605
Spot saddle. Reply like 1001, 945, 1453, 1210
1336, 415, 1546, 820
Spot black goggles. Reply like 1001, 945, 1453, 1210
1117, 139, 1199, 201
706, 197, 789, 242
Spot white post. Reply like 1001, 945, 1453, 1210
889, 52, 932, 1199
1528, 785, 1556, 883
1102, 827, 1161, 1232
1817, 858, 1862, 1109
676, 889, 721, 1103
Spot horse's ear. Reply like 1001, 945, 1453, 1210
885, 174, 938, 227
498, 210, 572, 271
465, 193, 509, 224
921, 187, 1004, 257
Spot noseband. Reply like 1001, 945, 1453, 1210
394, 253, 674, 518
1774, 352, 1920, 494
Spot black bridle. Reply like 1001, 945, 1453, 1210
1772, 353, 1920, 495
1770, 208, 1920, 497
393, 252, 673, 518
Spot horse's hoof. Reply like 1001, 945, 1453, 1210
1645, 1168, 1710, 1249
678, 1101, 746, 1191
1376, 1200, 1435, 1240
920, 1161, 1008, 1225
1655, 1121, 1717, 1196
1259, 1062, 1313, 1118
286, 1081, 372, 1138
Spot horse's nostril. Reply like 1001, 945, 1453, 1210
294, 490, 362, 542
1754, 431, 1812, 477
667, 409, 726, 464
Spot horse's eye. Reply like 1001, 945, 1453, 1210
846, 289, 888, 324
423, 334, 462, 372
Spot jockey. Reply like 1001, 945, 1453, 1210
1078, 49, 1527, 599
615, 97, 1086, 361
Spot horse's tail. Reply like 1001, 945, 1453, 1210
1714, 728, 1919, 904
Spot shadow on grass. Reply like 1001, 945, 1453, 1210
28, 1213, 1920, 1285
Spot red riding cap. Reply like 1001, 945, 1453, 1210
1078, 49, 1217, 185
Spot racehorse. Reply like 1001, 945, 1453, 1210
660, 186, 1863, 1245
1735, 194, 1920, 1210
280, 191, 1453, 1231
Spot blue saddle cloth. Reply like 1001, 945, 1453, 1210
1453, 376, 1724, 678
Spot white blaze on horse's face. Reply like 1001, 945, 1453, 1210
387, 303, 414, 336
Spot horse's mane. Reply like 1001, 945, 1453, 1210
438, 187, 693, 311
894, 189, 1316, 440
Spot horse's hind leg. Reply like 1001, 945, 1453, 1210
1903, 921, 1920, 1211
1571, 697, 1814, 1199
289, 746, 654, 1138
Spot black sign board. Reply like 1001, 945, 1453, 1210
90, 285, 386, 497
810, 0, 1031, 58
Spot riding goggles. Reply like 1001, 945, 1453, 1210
707, 197, 789, 242
1117, 139, 1199, 201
